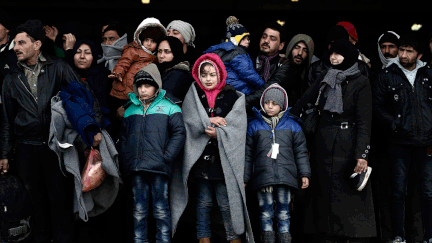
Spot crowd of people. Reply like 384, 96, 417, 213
1, 7, 432, 243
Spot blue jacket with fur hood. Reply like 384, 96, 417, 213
244, 85, 311, 191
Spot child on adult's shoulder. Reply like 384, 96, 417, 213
108, 17, 167, 118
244, 83, 311, 243
117, 63, 185, 243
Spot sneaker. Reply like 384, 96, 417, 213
389, 236, 406, 243
350, 166, 372, 191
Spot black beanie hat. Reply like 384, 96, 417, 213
329, 39, 359, 70
16, 19, 45, 44
0, 8, 12, 31
326, 25, 349, 47
379, 31, 401, 47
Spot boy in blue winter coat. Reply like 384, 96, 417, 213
118, 63, 186, 243
204, 16, 265, 95
244, 84, 311, 243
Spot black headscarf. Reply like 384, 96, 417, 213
72, 39, 99, 78
329, 39, 359, 71
156, 36, 186, 74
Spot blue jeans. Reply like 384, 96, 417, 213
388, 143, 432, 240
195, 178, 239, 241
257, 185, 291, 233
131, 172, 171, 243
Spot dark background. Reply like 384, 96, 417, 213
2, 0, 431, 61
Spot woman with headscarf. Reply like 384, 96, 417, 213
291, 39, 376, 242
157, 36, 193, 102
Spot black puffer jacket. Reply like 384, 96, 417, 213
373, 62, 432, 146
244, 107, 310, 191
0, 53, 103, 159
308, 50, 370, 87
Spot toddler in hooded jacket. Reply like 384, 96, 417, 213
244, 83, 311, 242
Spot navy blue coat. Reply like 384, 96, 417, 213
204, 42, 265, 95
244, 107, 310, 191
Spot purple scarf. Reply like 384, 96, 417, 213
257, 52, 279, 82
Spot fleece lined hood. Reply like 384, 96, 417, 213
133, 17, 167, 55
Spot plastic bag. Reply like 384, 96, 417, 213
81, 147, 107, 192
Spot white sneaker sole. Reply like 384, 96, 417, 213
357, 167, 372, 191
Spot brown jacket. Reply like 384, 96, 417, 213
110, 41, 157, 100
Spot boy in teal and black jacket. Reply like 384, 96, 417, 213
118, 63, 185, 243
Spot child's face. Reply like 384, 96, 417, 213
143, 38, 157, 52
239, 36, 250, 49
138, 83, 157, 100
264, 100, 282, 117
199, 65, 218, 90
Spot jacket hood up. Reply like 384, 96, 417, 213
192, 53, 227, 92
133, 63, 162, 97
285, 34, 314, 68
133, 17, 167, 55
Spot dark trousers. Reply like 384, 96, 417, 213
15, 143, 75, 243
388, 143, 432, 241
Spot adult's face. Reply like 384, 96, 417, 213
398, 45, 422, 70
13, 32, 41, 65
102, 30, 121, 45
259, 28, 284, 57
291, 42, 308, 66
330, 52, 345, 65
0, 23, 9, 44
157, 40, 174, 63
74, 43, 93, 70
167, 29, 186, 45
380, 42, 398, 59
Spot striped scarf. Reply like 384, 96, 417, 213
257, 52, 279, 82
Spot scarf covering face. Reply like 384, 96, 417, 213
192, 53, 227, 109
256, 52, 279, 82
377, 31, 400, 69
320, 63, 360, 114
97, 33, 128, 71
157, 36, 186, 74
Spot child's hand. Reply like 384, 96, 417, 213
205, 126, 217, 138
209, 117, 226, 127
108, 73, 122, 82
301, 177, 309, 189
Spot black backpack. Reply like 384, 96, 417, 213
0, 174, 32, 242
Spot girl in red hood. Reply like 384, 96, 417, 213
180, 53, 247, 243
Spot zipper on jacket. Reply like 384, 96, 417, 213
18, 75, 37, 104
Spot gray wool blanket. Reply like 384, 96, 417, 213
48, 95, 122, 221
170, 84, 254, 242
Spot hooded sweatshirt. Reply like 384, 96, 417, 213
110, 17, 167, 100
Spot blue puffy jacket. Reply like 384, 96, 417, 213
204, 42, 265, 95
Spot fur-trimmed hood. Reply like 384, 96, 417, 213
133, 17, 167, 55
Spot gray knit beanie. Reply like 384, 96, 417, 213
260, 84, 288, 111
166, 20, 196, 47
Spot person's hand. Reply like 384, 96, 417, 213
92, 133, 102, 147
44, 25, 59, 42
62, 33, 76, 50
116, 106, 125, 120
354, 159, 368, 174
205, 126, 217, 138
108, 73, 123, 82
301, 177, 309, 189
0, 159, 9, 175
209, 117, 227, 127
244, 183, 247, 187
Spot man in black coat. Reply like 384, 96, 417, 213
372, 32, 432, 243
0, 19, 103, 243
245, 22, 289, 115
